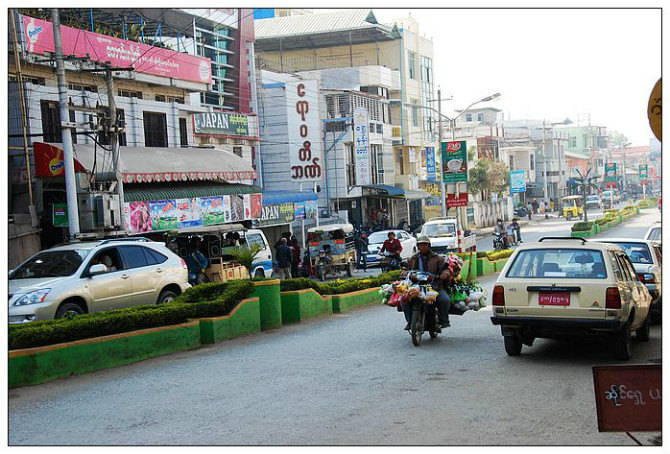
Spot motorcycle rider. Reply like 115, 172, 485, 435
494, 218, 509, 249
401, 235, 452, 331
510, 217, 522, 243
379, 231, 403, 266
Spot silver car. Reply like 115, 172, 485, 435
9, 239, 190, 324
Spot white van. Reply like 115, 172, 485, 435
242, 229, 274, 278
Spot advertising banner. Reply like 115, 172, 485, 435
353, 107, 371, 186
149, 200, 179, 231
442, 141, 468, 183
286, 80, 323, 181
229, 195, 246, 222
305, 200, 319, 219
639, 164, 648, 181
22, 16, 212, 84
446, 193, 469, 208
294, 201, 306, 220
125, 201, 152, 233
604, 163, 617, 182
200, 197, 226, 226
510, 170, 526, 194
52, 203, 68, 227
254, 204, 281, 227
193, 112, 250, 137
279, 203, 295, 224
175, 198, 203, 228
425, 147, 437, 181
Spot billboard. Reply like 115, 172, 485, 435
442, 141, 468, 183
193, 112, 250, 137
425, 147, 437, 181
510, 170, 526, 194
22, 16, 212, 84
285, 80, 323, 182
353, 107, 371, 186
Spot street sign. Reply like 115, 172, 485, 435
446, 193, 468, 208
647, 78, 661, 142
604, 162, 617, 182
425, 147, 437, 181
53, 203, 68, 227
592, 365, 661, 432
353, 107, 371, 186
442, 141, 468, 183
510, 170, 526, 194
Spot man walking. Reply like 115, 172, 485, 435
276, 238, 293, 279
355, 231, 369, 271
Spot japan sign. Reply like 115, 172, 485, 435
442, 141, 468, 183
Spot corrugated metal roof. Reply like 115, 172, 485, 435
124, 183, 262, 202
262, 190, 318, 205
255, 10, 384, 39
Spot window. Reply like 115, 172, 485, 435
155, 94, 166, 102
465, 113, 472, 122
530, 154, 534, 171
509, 155, 515, 170
89, 248, 122, 273
376, 123, 383, 134
40, 101, 62, 143
647, 227, 661, 241
477, 113, 484, 122
68, 83, 97, 93
653, 245, 662, 264
179, 118, 189, 147
569, 136, 577, 148
10, 249, 92, 279
117, 109, 127, 146
505, 249, 607, 279
246, 233, 266, 249
615, 254, 633, 281
609, 252, 624, 281
608, 242, 653, 264
370, 145, 379, 185
411, 99, 420, 127
407, 51, 416, 80
346, 144, 356, 187
117, 89, 143, 99
233, 146, 243, 157
143, 112, 168, 147
156, 94, 185, 104
118, 246, 148, 269
142, 247, 168, 265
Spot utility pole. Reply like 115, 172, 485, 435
105, 69, 125, 232
622, 143, 628, 193
541, 120, 549, 204
438, 88, 446, 217
10, 9, 38, 227
52, 8, 80, 238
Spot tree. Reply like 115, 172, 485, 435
609, 131, 630, 148
468, 159, 510, 200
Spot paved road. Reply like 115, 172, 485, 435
8, 211, 661, 446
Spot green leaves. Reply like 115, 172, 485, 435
278, 271, 402, 295
227, 245, 263, 272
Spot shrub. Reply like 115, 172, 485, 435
9, 280, 254, 350
595, 218, 610, 226
571, 221, 594, 232
278, 270, 402, 295
485, 250, 514, 261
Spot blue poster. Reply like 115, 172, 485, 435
510, 170, 526, 194
425, 147, 436, 181
294, 201, 306, 220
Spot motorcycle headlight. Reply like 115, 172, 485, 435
13, 289, 51, 306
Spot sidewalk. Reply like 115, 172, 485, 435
471, 212, 561, 238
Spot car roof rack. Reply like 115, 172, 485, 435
538, 236, 586, 244
99, 237, 152, 245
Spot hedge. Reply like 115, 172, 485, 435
279, 270, 402, 295
8, 280, 254, 350
571, 221, 594, 232
485, 250, 514, 261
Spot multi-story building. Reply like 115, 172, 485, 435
556, 123, 608, 189
8, 9, 261, 263
254, 10, 434, 228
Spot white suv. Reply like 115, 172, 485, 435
9, 238, 190, 324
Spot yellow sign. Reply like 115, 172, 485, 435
647, 78, 661, 142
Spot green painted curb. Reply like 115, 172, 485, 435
252, 280, 282, 330
197, 298, 261, 344
280, 289, 333, 323
331, 287, 380, 313
9, 321, 201, 388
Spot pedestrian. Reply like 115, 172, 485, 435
290, 238, 301, 279
355, 231, 369, 271
532, 199, 539, 214
526, 200, 533, 220
275, 238, 293, 280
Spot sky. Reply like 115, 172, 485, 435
373, 8, 661, 146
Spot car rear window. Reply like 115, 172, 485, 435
506, 248, 607, 279
142, 247, 168, 265
607, 242, 653, 264
647, 227, 661, 241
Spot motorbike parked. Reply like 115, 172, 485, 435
514, 206, 529, 218
405, 270, 442, 346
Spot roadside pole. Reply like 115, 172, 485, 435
105, 69, 126, 233
438, 88, 446, 217
51, 8, 80, 238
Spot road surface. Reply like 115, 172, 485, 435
8, 211, 661, 445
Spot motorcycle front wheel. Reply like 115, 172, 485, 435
411, 307, 423, 346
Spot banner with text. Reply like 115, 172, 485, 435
285, 80, 323, 181
193, 112, 250, 137
442, 141, 468, 184
353, 107, 371, 186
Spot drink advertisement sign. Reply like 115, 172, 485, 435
605, 163, 617, 182
442, 141, 468, 183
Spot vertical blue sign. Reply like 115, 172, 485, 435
425, 147, 436, 181
510, 170, 526, 194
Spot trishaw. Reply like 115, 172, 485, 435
562, 195, 584, 220
307, 223, 357, 280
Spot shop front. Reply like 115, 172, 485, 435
253, 190, 319, 250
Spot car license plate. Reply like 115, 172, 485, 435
538, 292, 570, 306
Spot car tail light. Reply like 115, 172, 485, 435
309, 242, 319, 246
606, 287, 621, 309
637, 273, 656, 283
334, 239, 344, 244
492, 285, 505, 306
180, 258, 188, 270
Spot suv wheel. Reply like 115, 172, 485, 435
613, 320, 632, 360
636, 314, 651, 342
55, 302, 85, 319
504, 334, 522, 356
157, 290, 178, 304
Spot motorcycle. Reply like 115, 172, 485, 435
379, 251, 401, 273
493, 229, 506, 251
514, 206, 529, 218
405, 271, 442, 346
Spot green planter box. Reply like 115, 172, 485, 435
476, 258, 496, 277
252, 280, 282, 330
571, 223, 597, 237
493, 258, 509, 272
331, 287, 380, 313
197, 297, 261, 344
9, 321, 201, 388
280, 289, 333, 324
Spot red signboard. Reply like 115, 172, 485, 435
446, 193, 468, 208
23, 16, 212, 84
34, 142, 86, 177
592, 365, 661, 432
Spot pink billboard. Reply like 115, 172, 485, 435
22, 16, 212, 85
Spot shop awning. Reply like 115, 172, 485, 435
404, 189, 431, 201
361, 184, 405, 197
33, 142, 257, 183
123, 182, 262, 202
261, 190, 318, 204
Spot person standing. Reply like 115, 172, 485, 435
290, 237, 301, 279
355, 231, 369, 271
526, 200, 533, 220
276, 238, 293, 280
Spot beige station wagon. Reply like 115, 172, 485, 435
490, 237, 652, 360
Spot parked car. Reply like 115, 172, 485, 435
490, 236, 652, 359
9, 238, 190, 324
595, 238, 662, 323
585, 195, 601, 210
645, 224, 661, 243
366, 230, 417, 267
